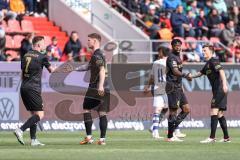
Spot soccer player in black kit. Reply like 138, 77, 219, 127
14, 36, 55, 146
165, 39, 192, 142
190, 44, 230, 143
78, 33, 109, 145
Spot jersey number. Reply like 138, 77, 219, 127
158, 68, 164, 82
25, 57, 32, 73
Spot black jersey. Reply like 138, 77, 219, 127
88, 49, 106, 85
166, 52, 183, 87
200, 57, 223, 93
21, 50, 51, 92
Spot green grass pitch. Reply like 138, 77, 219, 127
0, 129, 239, 160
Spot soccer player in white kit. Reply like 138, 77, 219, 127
144, 46, 186, 139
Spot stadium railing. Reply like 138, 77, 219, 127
110, 39, 234, 63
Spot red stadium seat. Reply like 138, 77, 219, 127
7, 20, 22, 33
21, 20, 34, 32
5, 35, 14, 48
13, 35, 25, 48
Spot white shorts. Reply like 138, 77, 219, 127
153, 94, 168, 108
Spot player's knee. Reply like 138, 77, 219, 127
210, 108, 219, 115
183, 106, 190, 113
218, 111, 224, 118
169, 108, 177, 114
168, 114, 177, 123
161, 108, 168, 114
154, 107, 162, 113
34, 111, 44, 119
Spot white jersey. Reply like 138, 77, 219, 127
151, 58, 167, 95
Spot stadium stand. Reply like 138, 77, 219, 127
104, 0, 240, 62
3, 16, 68, 61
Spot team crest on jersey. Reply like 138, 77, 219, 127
206, 70, 212, 75
211, 99, 215, 104
96, 59, 104, 65
178, 64, 183, 68
215, 65, 221, 70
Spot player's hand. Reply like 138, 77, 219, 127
223, 84, 228, 94
49, 64, 58, 73
52, 64, 58, 71
186, 73, 192, 81
98, 85, 105, 96
144, 85, 150, 93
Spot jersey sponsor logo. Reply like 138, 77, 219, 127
177, 100, 180, 107
0, 98, 15, 120
172, 61, 178, 67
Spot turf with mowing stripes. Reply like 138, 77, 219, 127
0, 129, 239, 160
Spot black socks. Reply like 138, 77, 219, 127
30, 123, 37, 139
99, 115, 108, 138
210, 115, 218, 139
20, 115, 40, 132
84, 113, 93, 136
167, 114, 177, 138
218, 116, 229, 139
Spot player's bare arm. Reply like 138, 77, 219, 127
47, 65, 57, 73
144, 75, 154, 93
98, 66, 105, 96
219, 69, 228, 93
172, 68, 192, 81
75, 63, 89, 72
191, 72, 203, 78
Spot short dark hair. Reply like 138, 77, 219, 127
158, 46, 170, 57
32, 36, 44, 45
153, 16, 160, 24
171, 38, 182, 46
71, 31, 78, 35
202, 44, 214, 52
88, 33, 101, 42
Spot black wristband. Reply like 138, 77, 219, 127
182, 73, 189, 78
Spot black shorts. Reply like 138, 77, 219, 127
211, 91, 227, 111
83, 85, 110, 112
167, 88, 188, 109
20, 88, 43, 111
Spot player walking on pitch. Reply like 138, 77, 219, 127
190, 44, 230, 143
165, 39, 192, 142
78, 33, 110, 145
14, 36, 56, 146
144, 46, 186, 139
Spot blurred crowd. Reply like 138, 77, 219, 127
0, 0, 92, 63
1, 0, 240, 63
0, 0, 48, 17
110, 0, 240, 62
